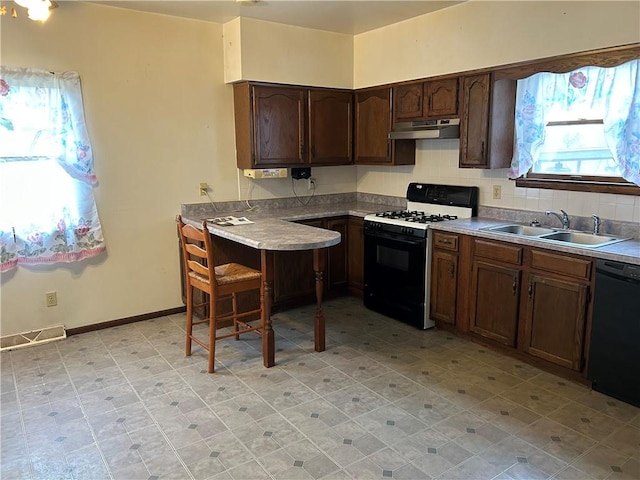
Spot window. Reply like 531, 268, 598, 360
0, 67, 105, 274
509, 60, 640, 193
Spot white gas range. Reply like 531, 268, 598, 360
363, 183, 479, 329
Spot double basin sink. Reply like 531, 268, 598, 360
481, 224, 627, 248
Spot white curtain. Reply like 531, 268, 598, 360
509, 60, 640, 186
0, 66, 106, 273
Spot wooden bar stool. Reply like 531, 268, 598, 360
177, 216, 265, 373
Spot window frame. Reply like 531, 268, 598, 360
493, 43, 640, 195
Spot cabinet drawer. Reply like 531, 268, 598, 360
473, 239, 522, 265
433, 232, 458, 252
530, 249, 592, 280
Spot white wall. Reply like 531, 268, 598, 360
223, 16, 357, 202
0, 3, 236, 335
354, 0, 640, 223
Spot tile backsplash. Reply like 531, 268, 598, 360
356, 139, 640, 225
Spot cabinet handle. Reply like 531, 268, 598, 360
512, 279, 517, 295
449, 263, 455, 278
528, 283, 533, 297
300, 142, 304, 160
440, 239, 452, 245
311, 145, 316, 159
481, 141, 485, 159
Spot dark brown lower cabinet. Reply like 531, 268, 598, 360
432, 234, 595, 376
519, 251, 592, 372
430, 250, 458, 325
347, 217, 364, 297
272, 217, 349, 307
469, 260, 520, 346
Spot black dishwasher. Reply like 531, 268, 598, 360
588, 259, 640, 407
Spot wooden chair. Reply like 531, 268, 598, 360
177, 216, 265, 373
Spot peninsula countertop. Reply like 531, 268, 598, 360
182, 200, 397, 251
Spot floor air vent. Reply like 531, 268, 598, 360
0, 325, 67, 352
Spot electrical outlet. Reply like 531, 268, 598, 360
308, 177, 316, 190
45, 292, 57, 307
492, 185, 502, 200
199, 182, 208, 196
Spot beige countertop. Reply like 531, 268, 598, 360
430, 217, 640, 266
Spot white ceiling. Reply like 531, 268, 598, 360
93, 0, 465, 35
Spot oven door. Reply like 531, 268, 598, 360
363, 227, 427, 329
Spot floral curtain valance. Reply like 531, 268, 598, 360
0, 66, 106, 273
509, 59, 640, 186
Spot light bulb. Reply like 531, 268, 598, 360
27, 0, 51, 21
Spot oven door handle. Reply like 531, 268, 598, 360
364, 229, 425, 246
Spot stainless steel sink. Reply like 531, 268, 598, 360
484, 224, 555, 236
538, 231, 626, 248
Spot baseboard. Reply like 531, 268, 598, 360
66, 306, 186, 336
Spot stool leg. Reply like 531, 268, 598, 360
208, 293, 216, 374
232, 293, 239, 341
185, 284, 193, 357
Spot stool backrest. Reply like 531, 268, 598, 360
177, 216, 218, 294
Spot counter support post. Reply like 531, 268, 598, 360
313, 248, 326, 352
261, 249, 275, 367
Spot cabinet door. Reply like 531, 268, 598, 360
469, 260, 520, 346
355, 88, 392, 164
326, 217, 348, 291
253, 85, 306, 167
425, 78, 459, 117
308, 90, 353, 165
272, 219, 322, 305
347, 217, 364, 296
459, 74, 490, 168
430, 249, 458, 325
521, 273, 588, 371
394, 83, 424, 122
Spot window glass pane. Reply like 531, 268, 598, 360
0, 86, 61, 159
533, 122, 622, 176
0, 159, 78, 228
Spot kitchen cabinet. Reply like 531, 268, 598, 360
233, 82, 353, 169
469, 239, 522, 346
326, 217, 349, 290
354, 87, 415, 165
459, 73, 516, 169
308, 89, 353, 165
434, 233, 596, 375
347, 216, 364, 297
272, 217, 348, 307
394, 78, 459, 122
429, 232, 459, 325
519, 250, 592, 371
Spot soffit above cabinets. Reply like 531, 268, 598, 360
93, 0, 465, 35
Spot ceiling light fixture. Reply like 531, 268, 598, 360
0, 0, 58, 22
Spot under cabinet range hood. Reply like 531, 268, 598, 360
389, 118, 460, 140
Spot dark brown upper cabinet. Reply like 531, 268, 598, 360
354, 87, 415, 166
393, 78, 459, 123
233, 82, 353, 169
459, 73, 516, 169
307, 89, 353, 165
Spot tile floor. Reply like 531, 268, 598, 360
1, 297, 638, 480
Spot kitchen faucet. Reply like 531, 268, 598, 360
592, 214, 600, 235
545, 210, 570, 229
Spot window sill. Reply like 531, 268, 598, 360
514, 178, 640, 196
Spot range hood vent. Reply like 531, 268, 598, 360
389, 118, 460, 140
